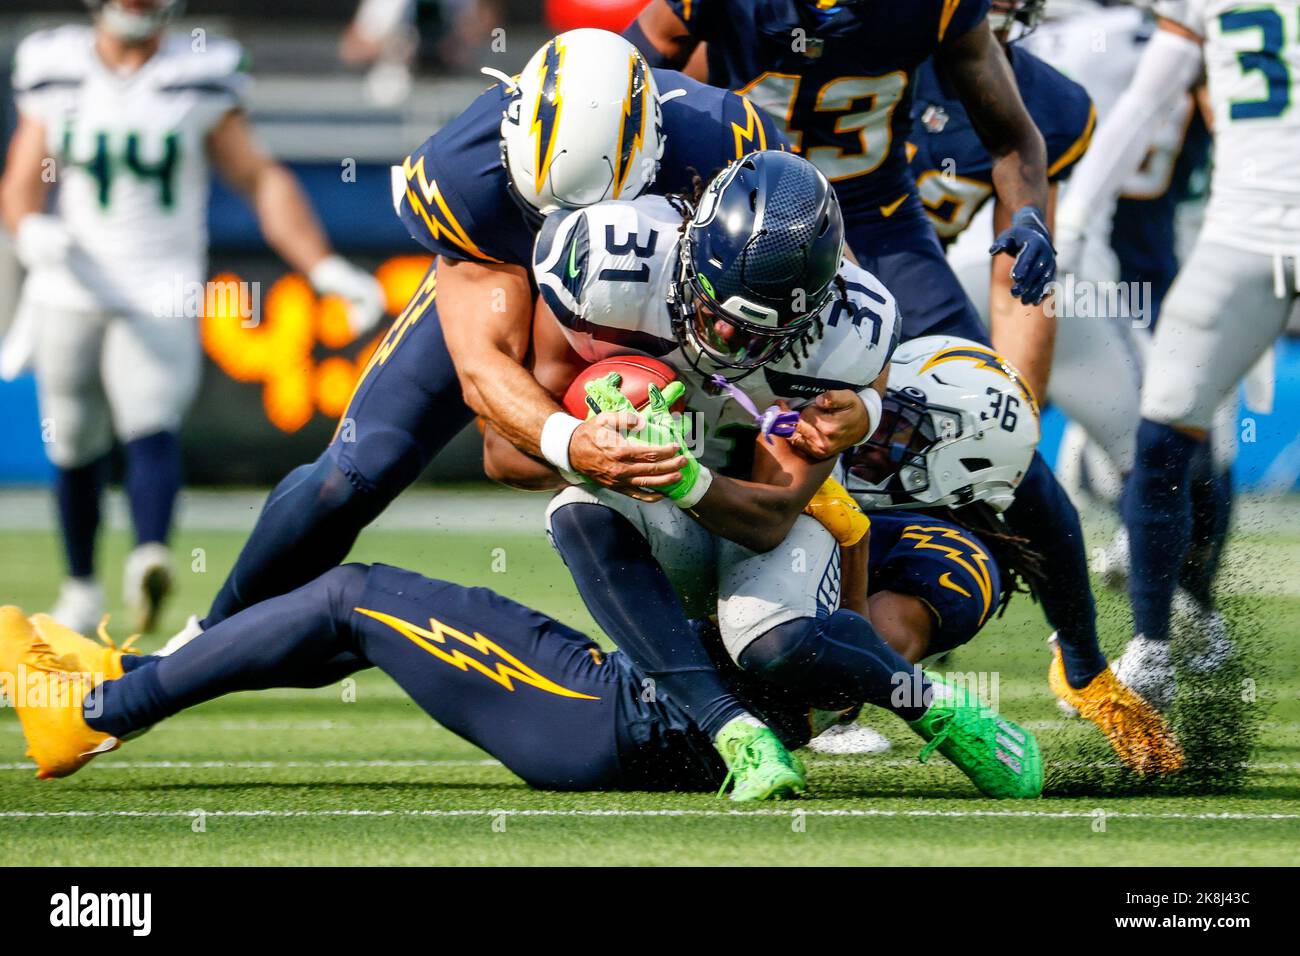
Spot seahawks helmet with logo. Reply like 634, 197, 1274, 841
499, 29, 665, 220
844, 335, 1040, 514
671, 150, 844, 378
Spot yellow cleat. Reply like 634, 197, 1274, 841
803, 476, 871, 546
0, 606, 119, 779
1048, 639, 1184, 776
28, 613, 138, 680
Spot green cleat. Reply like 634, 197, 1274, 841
714, 720, 807, 802
908, 674, 1042, 799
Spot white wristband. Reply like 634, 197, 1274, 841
540, 412, 583, 473
674, 465, 713, 510
853, 389, 884, 447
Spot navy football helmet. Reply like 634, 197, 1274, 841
671, 150, 844, 377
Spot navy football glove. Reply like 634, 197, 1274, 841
989, 205, 1056, 306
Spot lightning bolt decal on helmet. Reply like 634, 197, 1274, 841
844, 336, 1041, 514
500, 29, 665, 216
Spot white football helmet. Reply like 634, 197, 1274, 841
498, 29, 665, 216
844, 336, 1040, 514
85, 1, 183, 42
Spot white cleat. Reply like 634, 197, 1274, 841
807, 721, 893, 755
1171, 589, 1233, 675
157, 614, 204, 657
1090, 526, 1130, 592
124, 543, 173, 633
1110, 635, 1177, 713
49, 577, 105, 636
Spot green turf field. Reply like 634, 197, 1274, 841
1, 490, 1298, 866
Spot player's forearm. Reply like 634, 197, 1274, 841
689, 459, 836, 553
988, 146, 1047, 219
989, 225, 1054, 400
942, 21, 1047, 212
456, 347, 565, 458
0, 178, 45, 233
251, 164, 332, 274
482, 422, 567, 491
0, 118, 52, 232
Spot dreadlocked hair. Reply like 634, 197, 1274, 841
928, 500, 1047, 618
788, 272, 850, 369
664, 167, 708, 230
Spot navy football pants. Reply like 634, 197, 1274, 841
97, 564, 693, 790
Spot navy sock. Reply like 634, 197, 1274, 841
204, 455, 388, 628
1003, 452, 1106, 686
1180, 444, 1233, 605
87, 565, 369, 738
123, 431, 183, 545
548, 502, 749, 739
1123, 419, 1200, 641
739, 610, 932, 722
119, 653, 157, 673
54, 457, 108, 579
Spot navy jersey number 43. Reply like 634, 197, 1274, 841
665, 0, 991, 218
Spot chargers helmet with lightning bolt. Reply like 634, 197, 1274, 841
670, 149, 844, 378
499, 29, 664, 217
844, 335, 1040, 514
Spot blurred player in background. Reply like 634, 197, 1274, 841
1032, 0, 1234, 655
1049, 0, 1300, 708
0, 0, 385, 635
909, 0, 1147, 516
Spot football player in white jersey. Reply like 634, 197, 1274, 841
487, 151, 1044, 800
1026, 1, 1238, 640
0, 0, 385, 634
1047, 0, 1300, 708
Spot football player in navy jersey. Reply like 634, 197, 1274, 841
165, 32, 873, 653
627, 0, 1056, 371
626, 0, 1122, 722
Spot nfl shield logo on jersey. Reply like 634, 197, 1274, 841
921, 104, 949, 133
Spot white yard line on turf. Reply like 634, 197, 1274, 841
0, 489, 551, 535
1, 758, 1296, 771
0, 808, 1297, 820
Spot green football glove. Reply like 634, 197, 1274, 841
582, 372, 638, 418
581, 375, 708, 505
641, 382, 706, 504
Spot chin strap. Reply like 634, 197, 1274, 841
709, 375, 799, 444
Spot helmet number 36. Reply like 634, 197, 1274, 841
984, 387, 1020, 433
736, 72, 908, 181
